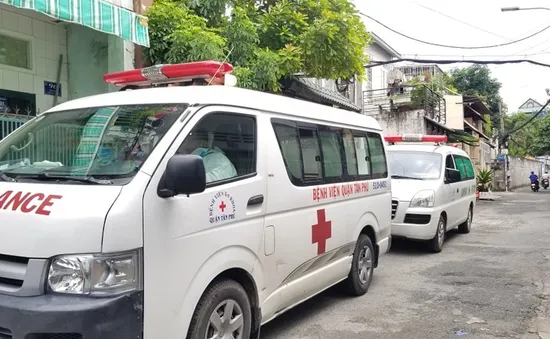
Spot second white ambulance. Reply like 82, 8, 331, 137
0, 61, 391, 339
386, 135, 476, 253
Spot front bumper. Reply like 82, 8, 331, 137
0, 291, 143, 339
391, 201, 441, 240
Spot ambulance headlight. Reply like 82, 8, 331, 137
410, 190, 435, 208
47, 250, 141, 295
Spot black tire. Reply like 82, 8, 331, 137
428, 215, 446, 253
343, 234, 375, 296
458, 205, 473, 234
187, 278, 251, 339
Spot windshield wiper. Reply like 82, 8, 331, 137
391, 175, 424, 180
0, 172, 16, 182
18, 173, 112, 185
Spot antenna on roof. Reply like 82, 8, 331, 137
208, 46, 234, 86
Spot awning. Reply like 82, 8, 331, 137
0, 0, 149, 47
280, 76, 362, 112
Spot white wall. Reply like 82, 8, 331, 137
0, 4, 69, 114
363, 43, 394, 92
443, 94, 464, 130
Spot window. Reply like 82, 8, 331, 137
453, 155, 467, 180
367, 132, 388, 178
461, 156, 475, 180
0, 104, 187, 183
0, 34, 31, 69
273, 123, 303, 180
342, 129, 358, 176
354, 135, 371, 175
178, 113, 256, 184
271, 118, 387, 186
388, 151, 442, 180
299, 128, 322, 181
445, 155, 455, 169
319, 128, 343, 178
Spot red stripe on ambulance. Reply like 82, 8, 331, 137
0, 191, 62, 216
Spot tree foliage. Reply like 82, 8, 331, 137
503, 112, 545, 157
145, 0, 370, 92
449, 65, 505, 128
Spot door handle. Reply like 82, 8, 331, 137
456, 189, 459, 193
248, 195, 264, 206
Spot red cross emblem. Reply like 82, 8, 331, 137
312, 209, 332, 255
219, 201, 227, 212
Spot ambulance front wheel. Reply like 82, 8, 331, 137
344, 234, 374, 296
187, 278, 252, 339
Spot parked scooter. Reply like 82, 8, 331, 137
532, 180, 540, 192
543, 178, 549, 190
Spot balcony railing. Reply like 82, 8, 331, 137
363, 84, 446, 125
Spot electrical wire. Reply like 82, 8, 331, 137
505, 99, 550, 138
365, 58, 550, 68
399, 51, 550, 59
360, 12, 550, 50
413, 2, 509, 41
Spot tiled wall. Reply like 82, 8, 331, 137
0, 4, 69, 114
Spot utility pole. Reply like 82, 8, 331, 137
499, 101, 508, 191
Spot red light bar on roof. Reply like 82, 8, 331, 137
103, 61, 234, 87
385, 134, 448, 143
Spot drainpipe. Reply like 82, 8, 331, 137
133, 0, 144, 69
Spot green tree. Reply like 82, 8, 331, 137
449, 65, 505, 128
145, 0, 370, 92
503, 112, 543, 157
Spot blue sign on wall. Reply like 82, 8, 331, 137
44, 81, 62, 97
497, 155, 505, 161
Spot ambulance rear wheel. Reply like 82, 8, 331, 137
187, 278, 251, 339
344, 234, 374, 296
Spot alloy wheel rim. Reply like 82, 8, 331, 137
358, 245, 373, 284
206, 299, 244, 339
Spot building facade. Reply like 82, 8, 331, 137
0, 0, 149, 137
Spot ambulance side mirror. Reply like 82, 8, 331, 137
445, 169, 461, 184
158, 154, 206, 198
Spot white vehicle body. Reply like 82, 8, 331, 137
0, 85, 391, 338
387, 142, 476, 251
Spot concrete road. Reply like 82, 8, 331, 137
260, 189, 550, 339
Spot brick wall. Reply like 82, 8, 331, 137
0, 4, 69, 114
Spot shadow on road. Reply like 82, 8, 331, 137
388, 229, 461, 256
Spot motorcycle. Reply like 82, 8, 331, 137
532, 180, 540, 192
543, 178, 549, 190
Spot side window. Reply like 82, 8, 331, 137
367, 132, 388, 178
273, 123, 303, 181
178, 112, 256, 184
298, 128, 322, 181
353, 135, 371, 175
319, 128, 343, 178
445, 155, 455, 169
453, 155, 467, 181
462, 156, 475, 180
342, 129, 358, 176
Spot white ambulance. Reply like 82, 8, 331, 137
386, 135, 476, 253
0, 61, 391, 339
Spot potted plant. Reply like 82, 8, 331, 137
476, 168, 494, 200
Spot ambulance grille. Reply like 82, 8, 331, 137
0, 254, 47, 296
391, 200, 399, 220
0, 255, 28, 291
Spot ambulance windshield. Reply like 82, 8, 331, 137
0, 104, 187, 183
388, 151, 443, 180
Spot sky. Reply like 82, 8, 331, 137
354, 0, 550, 113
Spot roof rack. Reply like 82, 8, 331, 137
103, 61, 237, 91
